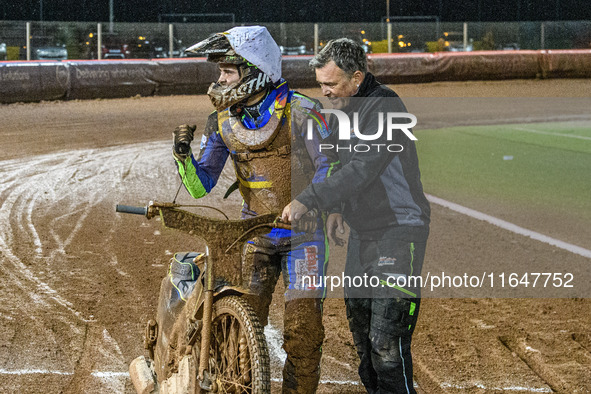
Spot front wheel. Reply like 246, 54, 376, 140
199, 295, 270, 393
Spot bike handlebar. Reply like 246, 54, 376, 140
115, 200, 299, 250
115, 201, 291, 231
116, 204, 147, 216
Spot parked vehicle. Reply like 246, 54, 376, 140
279, 44, 311, 55
102, 36, 131, 59
499, 42, 520, 50
33, 45, 68, 60
150, 36, 187, 58
444, 32, 473, 52
116, 201, 286, 393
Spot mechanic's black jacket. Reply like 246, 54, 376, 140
296, 72, 430, 240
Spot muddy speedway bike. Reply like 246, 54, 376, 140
117, 201, 291, 394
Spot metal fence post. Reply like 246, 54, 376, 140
26, 22, 31, 61
463, 22, 468, 51
97, 23, 102, 59
387, 23, 392, 53
314, 24, 319, 55
540, 22, 545, 50
169, 24, 174, 58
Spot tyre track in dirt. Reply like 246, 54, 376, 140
0, 143, 179, 392
0, 138, 247, 393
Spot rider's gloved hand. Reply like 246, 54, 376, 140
173, 124, 197, 161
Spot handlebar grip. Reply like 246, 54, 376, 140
274, 222, 292, 230
116, 204, 147, 216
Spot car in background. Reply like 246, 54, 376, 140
33, 45, 68, 60
448, 41, 474, 52
150, 36, 186, 58
279, 44, 312, 55
98, 34, 132, 59
83, 32, 188, 59
99, 34, 185, 59
444, 32, 473, 52
102, 43, 130, 59
102, 44, 129, 59
499, 42, 520, 50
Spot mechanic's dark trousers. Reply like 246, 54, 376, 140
242, 228, 327, 394
344, 228, 427, 394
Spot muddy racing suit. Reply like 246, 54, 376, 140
296, 73, 430, 394
175, 80, 338, 393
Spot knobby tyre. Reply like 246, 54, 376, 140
198, 295, 270, 393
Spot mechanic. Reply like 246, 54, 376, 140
282, 38, 430, 394
173, 26, 338, 393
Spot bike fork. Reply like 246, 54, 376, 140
198, 247, 215, 390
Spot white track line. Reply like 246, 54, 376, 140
512, 126, 591, 141
426, 194, 591, 259
0, 369, 129, 378
271, 377, 361, 385
441, 382, 552, 392
0, 369, 73, 376
90, 371, 129, 378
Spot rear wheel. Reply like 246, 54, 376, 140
199, 295, 270, 393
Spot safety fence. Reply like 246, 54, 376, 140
1, 20, 590, 61
1, 50, 590, 104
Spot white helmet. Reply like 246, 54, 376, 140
186, 26, 282, 110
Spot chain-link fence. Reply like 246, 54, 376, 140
1, 20, 590, 61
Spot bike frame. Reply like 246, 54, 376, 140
141, 201, 285, 389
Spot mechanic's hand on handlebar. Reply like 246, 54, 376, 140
173, 124, 197, 161
282, 201, 318, 233
281, 200, 309, 223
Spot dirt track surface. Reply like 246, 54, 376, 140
1, 79, 590, 393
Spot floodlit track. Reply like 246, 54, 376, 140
1, 79, 590, 393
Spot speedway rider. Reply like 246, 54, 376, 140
172, 26, 338, 393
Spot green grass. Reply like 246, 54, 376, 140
415, 121, 591, 219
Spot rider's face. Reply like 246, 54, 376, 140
217, 64, 240, 86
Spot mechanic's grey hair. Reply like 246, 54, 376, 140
309, 38, 367, 76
